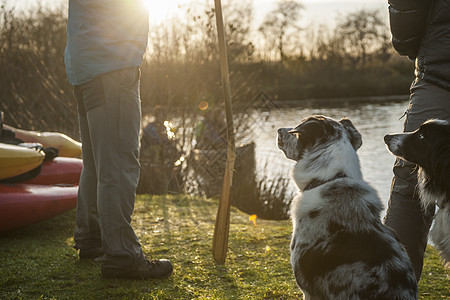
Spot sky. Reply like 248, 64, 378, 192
12, 0, 388, 26
144, 0, 388, 26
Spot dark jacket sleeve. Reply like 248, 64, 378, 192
388, 0, 432, 59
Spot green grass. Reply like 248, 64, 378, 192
0, 195, 448, 299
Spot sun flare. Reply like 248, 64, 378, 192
141, 0, 189, 23
142, 0, 172, 13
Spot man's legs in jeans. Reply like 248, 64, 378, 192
73, 87, 102, 258
74, 67, 144, 269
384, 79, 450, 282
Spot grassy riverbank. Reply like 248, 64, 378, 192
0, 195, 448, 299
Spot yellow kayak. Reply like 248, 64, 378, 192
3, 124, 82, 158
0, 143, 45, 180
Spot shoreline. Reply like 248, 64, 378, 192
274, 94, 410, 106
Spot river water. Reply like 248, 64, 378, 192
248, 99, 409, 217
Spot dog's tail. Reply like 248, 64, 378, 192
431, 203, 450, 266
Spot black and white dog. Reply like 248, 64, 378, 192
277, 115, 417, 300
384, 119, 450, 265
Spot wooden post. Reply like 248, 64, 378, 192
212, 0, 236, 264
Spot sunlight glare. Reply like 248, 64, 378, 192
141, 0, 190, 23
164, 120, 176, 139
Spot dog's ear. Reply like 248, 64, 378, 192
340, 118, 362, 150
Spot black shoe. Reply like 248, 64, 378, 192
101, 259, 173, 279
77, 247, 104, 261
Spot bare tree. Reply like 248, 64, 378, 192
223, 0, 255, 62
258, 0, 304, 61
332, 9, 389, 66
171, 0, 254, 64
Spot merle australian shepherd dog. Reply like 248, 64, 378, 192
277, 115, 417, 300
385, 119, 450, 266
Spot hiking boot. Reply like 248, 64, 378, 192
101, 259, 173, 279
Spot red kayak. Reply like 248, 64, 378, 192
24, 157, 82, 185
0, 183, 78, 232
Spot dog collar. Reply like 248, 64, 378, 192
303, 172, 347, 191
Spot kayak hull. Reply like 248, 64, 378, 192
24, 157, 82, 185
0, 183, 78, 232
0, 143, 45, 180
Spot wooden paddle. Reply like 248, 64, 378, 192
212, 0, 236, 264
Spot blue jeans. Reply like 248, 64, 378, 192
384, 78, 450, 281
74, 67, 144, 270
